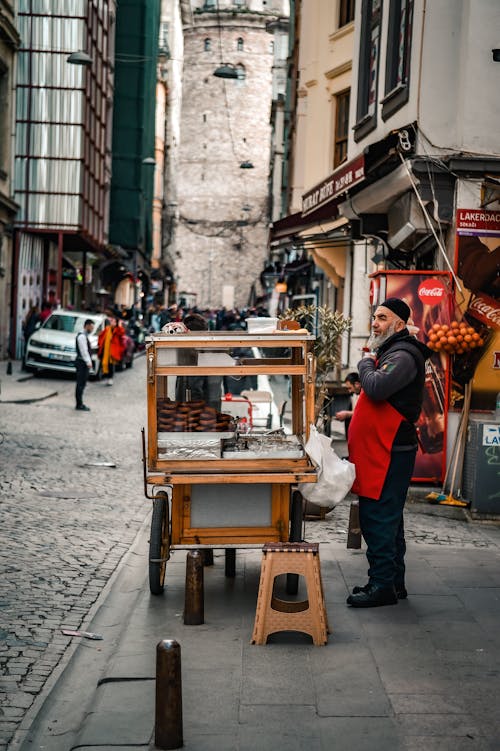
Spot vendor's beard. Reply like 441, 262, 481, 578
367, 322, 398, 351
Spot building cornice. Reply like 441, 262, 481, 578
324, 60, 352, 80
328, 21, 354, 43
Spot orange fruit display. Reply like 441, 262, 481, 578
425, 320, 485, 356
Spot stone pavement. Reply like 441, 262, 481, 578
2, 358, 500, 750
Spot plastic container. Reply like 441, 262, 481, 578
246, 317, 278, 333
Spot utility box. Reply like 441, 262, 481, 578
462, 415, 500, 515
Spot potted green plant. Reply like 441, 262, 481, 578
279, 304, 351, 431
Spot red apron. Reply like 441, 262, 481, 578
347, 391, 404, 500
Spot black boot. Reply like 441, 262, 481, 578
352, 582, 407, 599
347, 582, 398, 608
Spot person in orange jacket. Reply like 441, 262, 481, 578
97, 315, 125, 386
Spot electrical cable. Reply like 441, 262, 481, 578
398, 151, 463, 294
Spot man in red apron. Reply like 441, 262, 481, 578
347, 298, 431, 607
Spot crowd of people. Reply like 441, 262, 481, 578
143, 302, 271, 333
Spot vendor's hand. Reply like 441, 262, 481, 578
335, 410, 349, 421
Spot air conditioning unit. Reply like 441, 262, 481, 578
387, 192, 435, 251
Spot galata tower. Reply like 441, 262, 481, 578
172, 0, 289, 310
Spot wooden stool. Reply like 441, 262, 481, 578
251, 542, 329, 646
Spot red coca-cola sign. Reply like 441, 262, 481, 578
417, 278, 446, 306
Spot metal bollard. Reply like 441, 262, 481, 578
347, 499, 362, 549
6, 361, 12, 375
184, 550, 204, 625
155, 640, 183, 750
200, 548, 214, 566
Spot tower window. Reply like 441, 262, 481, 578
237, 37, 244, 51
204, 38, 211, 52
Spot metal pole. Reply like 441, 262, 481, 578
184, 550, 204, 625
57, 231, 63, 305
155, 640, 183, 749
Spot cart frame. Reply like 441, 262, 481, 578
142, 331, 318, 594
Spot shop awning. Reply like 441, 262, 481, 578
309, 246, 348, 288
270, 201, 342, 244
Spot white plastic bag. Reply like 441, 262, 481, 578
299, 424, 356, 508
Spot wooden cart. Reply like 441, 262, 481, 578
142, 330, 318, 594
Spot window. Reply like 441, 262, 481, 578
236, 64, 246, 87
204, 38, 211, 52
382, 0, 414, 120
237, 37, 244, 51
269, 40, 274, 54
354, 0, 382, 142
339, 0, 355, 27
333, 89, 350, 167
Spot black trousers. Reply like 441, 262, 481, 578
359, 448, 417, 588
75, 359, 89, 407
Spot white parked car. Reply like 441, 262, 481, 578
25, 309, 107, 377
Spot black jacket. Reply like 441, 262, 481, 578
358, 330, 432, 447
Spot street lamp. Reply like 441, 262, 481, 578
213, 63, 239, 79
67, 50, 92, 66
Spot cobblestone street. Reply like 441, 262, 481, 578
0, 359, 149, 750
0, 358, 498, 750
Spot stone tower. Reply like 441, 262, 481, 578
172, 0, 288, 310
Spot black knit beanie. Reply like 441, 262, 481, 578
379, 297, 411, 323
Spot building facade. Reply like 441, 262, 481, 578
270, 0, 362, 355
339, 0, 500, 410
0, 1, 19, 361
11, 0, 116, 357
170, 0, 289, 310
107, 0, 160, 315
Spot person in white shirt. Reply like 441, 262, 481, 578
75, 319, 95, 411
335, 372, 361, 437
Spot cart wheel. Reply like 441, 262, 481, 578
149, 492, 170, 595
287, 489, 304, 595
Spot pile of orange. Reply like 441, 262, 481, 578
426, 321, 484, 355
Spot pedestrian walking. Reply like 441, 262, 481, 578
97, 315, 125, 386
75, 319, 95, 411
346, 298, 431, 608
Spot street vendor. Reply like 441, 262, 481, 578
347, 298, 431, 608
